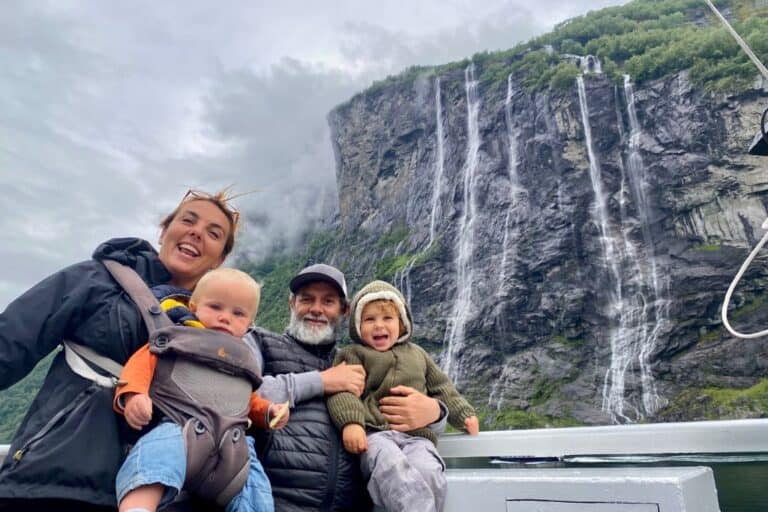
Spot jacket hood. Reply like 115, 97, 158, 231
93, 237, 171, 287
348, 280, 412, 345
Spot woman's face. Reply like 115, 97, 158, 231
158, 199, 231, 290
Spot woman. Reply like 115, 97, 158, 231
0, 189, 240, 511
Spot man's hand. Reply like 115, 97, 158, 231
124, 393, 153, 430
342, 424, 368, 454
321, 361, 366, 396
379, 385, 440, 432
464, 415, 480, 435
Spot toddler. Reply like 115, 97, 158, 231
327, 280, 478, 512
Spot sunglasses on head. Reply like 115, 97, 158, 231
181, 188, 241, 228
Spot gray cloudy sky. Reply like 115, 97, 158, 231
0, 0, 627, 309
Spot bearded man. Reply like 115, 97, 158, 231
248, 264, 446, 512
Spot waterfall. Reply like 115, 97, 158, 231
429, 76, 446, 246
623, 75, 669, 415
394, 77, 447, 306
394, 257, 417, 307
487, 362, 511, 411
444, 63, 481, 381
580, 55, 603, 74
497, 74, 523, 296
578, 75, 668, 423
577, 76, 633, 423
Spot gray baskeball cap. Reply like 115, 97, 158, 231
289, 263, 348, 302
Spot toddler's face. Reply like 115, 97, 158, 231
359, 301, 401, 352
191, 277, 257, 338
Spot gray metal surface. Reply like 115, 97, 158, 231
445, 467, 719, 512
0, 419, 756, 512
437, 418, 768, 459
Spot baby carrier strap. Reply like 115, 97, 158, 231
102, 259, 174, 333
148, 326, 262, 505
63, 259, 173, 387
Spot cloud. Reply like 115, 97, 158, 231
0, 0, 630, 309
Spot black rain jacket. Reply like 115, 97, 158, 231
0, 238, 171, 509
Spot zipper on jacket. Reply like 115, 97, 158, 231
322, 422, 341, 511
11, 385, 96, 466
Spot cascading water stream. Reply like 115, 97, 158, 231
443, 63, 481, 382
577, 76, 634, 423
497, 74, 523, 296
487, 361, 511, 411
394, 76, 447, 307
623, 75, 669, 415
394, 257, 417, 307
429, 76, 446, 247
579, 75, 668, 422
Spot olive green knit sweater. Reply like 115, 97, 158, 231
326, 342, 476, 445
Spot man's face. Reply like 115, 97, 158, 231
287, 281, 345, 344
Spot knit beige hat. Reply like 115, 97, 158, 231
348, 280, 412, 344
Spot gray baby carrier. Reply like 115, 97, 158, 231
63, 259, 262, 506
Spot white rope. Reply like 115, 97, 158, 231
704, 0, 768, 81
706, 0, 768, 337
721, 221, 768, 338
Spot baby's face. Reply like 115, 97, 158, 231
359, 301, 401, 352
192, 278, 257, 338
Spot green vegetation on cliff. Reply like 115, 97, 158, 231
505, 0, 767, 92
241, 230, 344, 333
0, 353, 55, 443
479, 406, 581, 430
359, 0, 768, 100
659, 378, 768, 420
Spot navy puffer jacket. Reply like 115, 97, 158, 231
0, 238, 171, 510
252, 329, 370, 512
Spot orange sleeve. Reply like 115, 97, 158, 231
248, 392, 271, 430
113, 344, 157, 414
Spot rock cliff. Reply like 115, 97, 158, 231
321, 59, 768, 425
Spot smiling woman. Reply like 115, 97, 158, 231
158, 192, 236, 290
0, 188, 240, 511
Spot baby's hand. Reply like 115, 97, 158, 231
268, 401, 290, 430
124, 393, 153, 430
464, 415, 479, 435
342, 424, 368, 454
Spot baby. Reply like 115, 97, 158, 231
327, 280, 478, 512
114, 267, 288, 512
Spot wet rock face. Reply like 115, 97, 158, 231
325, 67, 768, 425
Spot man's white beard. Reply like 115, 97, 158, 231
286, 310, 341, 345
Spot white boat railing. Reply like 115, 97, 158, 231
3, 418, 768, 463
438, 418, 768, 459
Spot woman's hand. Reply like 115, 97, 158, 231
124, 393, 153, 430
268, 401, 290, 430
464, 415, 480, 435
379, 385, 440, 432
342, 424, 368, 454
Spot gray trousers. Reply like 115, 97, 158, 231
360, 430, 446, 512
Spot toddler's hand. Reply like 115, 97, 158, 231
342, 424, 368, 454
268, 401, 290, 430
464, 415, 479, 435
124, 393, 153, 430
